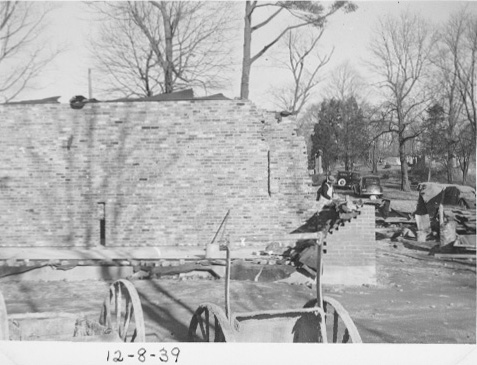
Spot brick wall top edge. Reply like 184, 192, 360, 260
0, 98, 265, 111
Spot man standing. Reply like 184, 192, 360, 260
316, 175, 336, 212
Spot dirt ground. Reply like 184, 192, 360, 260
1, 236, 475, 344
1, 169, 475, 344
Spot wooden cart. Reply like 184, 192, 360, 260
188, 232, 362, 343
0, 279, 146, 342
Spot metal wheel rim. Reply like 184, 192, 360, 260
304, 297, 362, 343
188, 303, 235, 342
99, 279, 146, 342
323, 296, 362, 343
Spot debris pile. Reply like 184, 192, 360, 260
375, 182, 475, 260
283, 199, 363, 276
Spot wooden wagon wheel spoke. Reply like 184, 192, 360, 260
332, 310, 339, 343
323, 296, 362, 343
304, 297, 362, 343
197, 310, 207, 340
115, 282, 122, 335
122, 295, 132, 340
99, 280, 146, 343
342, 329, 350, 343
188, 303, 234, 342
205, 307, 210, 341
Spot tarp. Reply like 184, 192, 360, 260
418, 183, 475, 204
415, 182, 476, 217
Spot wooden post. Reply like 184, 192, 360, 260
316, 231, 323, 309
225, 246, 231, 322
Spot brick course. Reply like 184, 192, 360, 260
324, 205, 376, 267
0, 100, 316, 248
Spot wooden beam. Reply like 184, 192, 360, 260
434, 254, 475, 259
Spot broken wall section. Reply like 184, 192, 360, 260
324, 205, 376, 285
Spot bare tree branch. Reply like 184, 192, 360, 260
0, 2, 61, 102
368, 11, 436, 191
87, 1, 238, 97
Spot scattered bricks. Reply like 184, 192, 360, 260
160, 260, 170, 267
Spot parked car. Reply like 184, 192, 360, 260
335, 171, 361, 189
353, 175, 383, 200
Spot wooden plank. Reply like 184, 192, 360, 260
384, 218, 416, 224
454, 235, 476, 249
434, 253, 476, 259
239, 232, 322, 242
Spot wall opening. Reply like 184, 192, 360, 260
97, 202, 106, 246
267, 150, 271, 197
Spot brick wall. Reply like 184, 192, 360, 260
0, 100, 317, 247
324, 205, 375, 266
323, 205, 376, 285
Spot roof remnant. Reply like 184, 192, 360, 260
3, 96, 61, 105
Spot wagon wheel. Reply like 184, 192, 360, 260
304, 297, 362, 343
0, 291, 9, 341
188, 303, 235, 342
99, 279, 146, 342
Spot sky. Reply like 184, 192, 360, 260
15, 1, 477, 110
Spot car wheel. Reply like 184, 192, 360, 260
337, 178, 346, 187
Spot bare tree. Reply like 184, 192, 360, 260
89, 10, 163, 98
428, 8, 477, 183
325, 60, 366, 101
240, 1, 356, 100
444, 9, 477, 140
0, 2, 60, 102
368, 11, 436, 191
270, 28, 332, 114
455, 123, 475, 185
89, 1, 238, 96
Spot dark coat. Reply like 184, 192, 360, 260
317, 181, 333, 201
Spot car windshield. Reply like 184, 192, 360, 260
363, 177, 380, 185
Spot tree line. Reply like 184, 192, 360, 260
0, 1, 475, 191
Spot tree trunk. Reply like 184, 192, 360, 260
446, 157, 454, 183
159, 4, 174, 93
462, 160, 469, 185
240, 2, 253, 100
399, 138, 411, 191
372, 142, 378, 174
